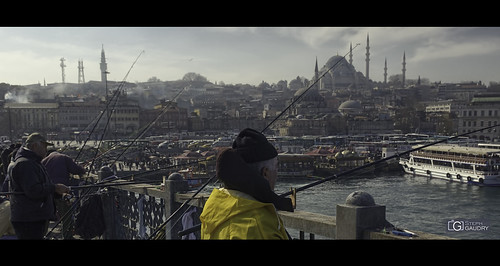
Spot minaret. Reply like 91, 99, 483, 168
100, 45, 108, 83
314, 56, 320, 90
384, 58, 388, 85
402, 51, 406, 87
349, 42, 353, 66
365, 34, 370, 82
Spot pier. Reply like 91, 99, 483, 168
85, 173, 453, 240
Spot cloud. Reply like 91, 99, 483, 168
272, 27, 353, 49
409, 29, 500, 63
2, 27, 500, 86
411, 40, 500, 63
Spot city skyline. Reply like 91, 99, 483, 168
1, 27, 500, 86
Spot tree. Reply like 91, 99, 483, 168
182, 72, 208, 82
289, 76, 305, 91
258, 80, 271, 90
147, 76, 161, 83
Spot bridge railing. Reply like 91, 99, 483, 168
98, 177, 452, 240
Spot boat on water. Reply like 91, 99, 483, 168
313, 149, 376, 177
399, 144, 500, 186
277, 154, 315, 178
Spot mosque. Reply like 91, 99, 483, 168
290, 33, 407, 117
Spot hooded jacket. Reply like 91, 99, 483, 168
199, 148, 292, 240
9, 147, 57, 222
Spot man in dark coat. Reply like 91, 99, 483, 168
9, 133, 70, 239
42, 149, 86, 239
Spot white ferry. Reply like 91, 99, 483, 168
399, 144, 500, 186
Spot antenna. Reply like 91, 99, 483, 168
60, 57, 66, 84
78, 59, 85, 84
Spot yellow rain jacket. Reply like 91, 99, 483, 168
200, 188, 289, 240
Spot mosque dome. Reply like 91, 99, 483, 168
293, 85, 322, 101
322, 55, 355, 74
318, 55, 361, 90
294, 86, 308, 97
338, 100, 362, 116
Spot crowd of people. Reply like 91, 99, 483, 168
0, 133, 86, 239
1, 128, 296, 240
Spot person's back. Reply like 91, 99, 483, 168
42, 151, 85, 186
200, 129, 294, 240
200, 187, 288, 239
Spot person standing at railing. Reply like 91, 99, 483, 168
199, 128, 294, 240
42, 148, 86, 239
9, 133, 70, 239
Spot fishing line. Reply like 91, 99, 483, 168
149, 44, 362, 239
72, 76, 184, 178
261, 43, 360, 133
45, 150, 209, 239
175, 124, 500, 238
85, 89, 126, 175
279, 123, 500, 197
74, 50, 145, 164
45, 50, 145, 239
107, 87, 186, 167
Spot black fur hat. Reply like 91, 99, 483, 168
232, 128, 278, 163
216, 148, 293, 212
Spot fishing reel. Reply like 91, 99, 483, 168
63, 190, 76, 202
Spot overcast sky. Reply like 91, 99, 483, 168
1, 27, 499, 86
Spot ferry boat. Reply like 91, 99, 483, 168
399, 144, 500, 186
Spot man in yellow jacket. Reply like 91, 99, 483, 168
200, 128, 294, 240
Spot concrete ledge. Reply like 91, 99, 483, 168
336, 204, 386, 239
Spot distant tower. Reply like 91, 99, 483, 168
100, 45, 108, 83
365, 34, 370, 82
60, 57, 66, 84
402, 51, 406, 87
349, 42, 353, 66
314, 56, 319, 83
384, 58, 388, 84
312, 56, 320, 90
78, 60, 85, 84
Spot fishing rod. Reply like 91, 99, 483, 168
74, 50, 146, 164
280, 123, 500, 197
262, 43, 361, 133
44, 50, 145, 239
74, 87, 186, 170
69, 179, 163, 191
106, 87, 186, 167
176, 124, 500, 239
0, 178, 164, 197
148, 44, 362, 239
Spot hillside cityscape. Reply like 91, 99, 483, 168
0, 40, 499, 146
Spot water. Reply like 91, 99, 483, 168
274, 173, 500, 239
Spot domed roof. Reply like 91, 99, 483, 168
322, 55, 354, 72
325, 55, 347, 68
293, 85, 322, 99
338, 100, 362, 110
294, 86, 308, 97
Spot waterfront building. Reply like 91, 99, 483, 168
140, 100, 188, 135
4, 102, 59, 136
457, 94, 500, 141
59, 99, 102, 139
437, 82, 487, 101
